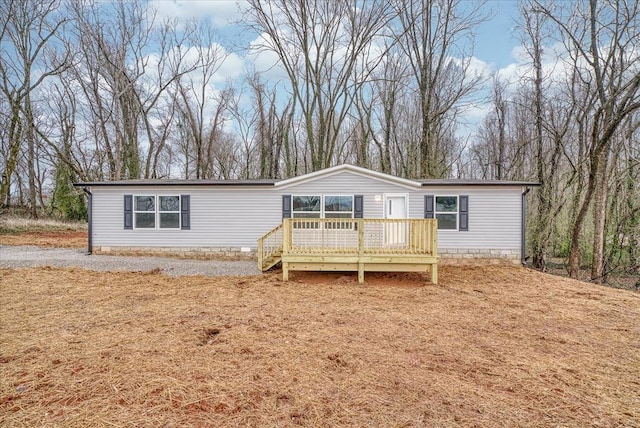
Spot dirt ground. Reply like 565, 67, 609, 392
1, 264, 639, 427
2, 230, 638, 289
0, 230, 87, 249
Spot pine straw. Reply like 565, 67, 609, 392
1, 266, 638, 427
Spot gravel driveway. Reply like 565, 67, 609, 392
0, 245, 261, 277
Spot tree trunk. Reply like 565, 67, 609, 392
590, 148, 609, 283
25, 96, 38, 219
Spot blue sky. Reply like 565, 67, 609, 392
147, 0, 530, 138
151, 0, 524, 71
474, 1, 521, 69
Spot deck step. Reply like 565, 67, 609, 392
261, 255, 282, 271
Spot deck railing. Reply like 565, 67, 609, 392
257, 223, 283, 270
283, 218, 438, 256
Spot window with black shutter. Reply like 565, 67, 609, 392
124, 194, 190, 230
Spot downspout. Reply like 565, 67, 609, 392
521, 186, 531, 265
81, 187, 93, 255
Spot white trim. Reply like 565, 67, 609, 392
383, 193, 409, 219
133, 194, 157, 230
291, 194, 322, 218
157, 194, 181, 230
434, 195, 459, 231
276, 164, 421, 190
291, 194, 355, 219
132, 194, 181, 230
323, 194, 355, 219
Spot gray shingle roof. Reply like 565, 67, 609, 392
74, 178, 278, 186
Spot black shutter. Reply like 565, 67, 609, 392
424, 195, 434, 219
459, 195, 469, 231
354, 195, 363, 218
282, 195, 292, 218
124, 194, 133, 229
181, 195, 190, 230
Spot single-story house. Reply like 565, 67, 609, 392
74, 164, 538, 264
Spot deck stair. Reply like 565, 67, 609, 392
258, 218, 438, 284
257, 223, 283, 271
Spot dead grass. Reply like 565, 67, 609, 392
1, 266, 638, 427
0, 231, 87, 248
0, 214, 87, 249
0, 214, 86, 234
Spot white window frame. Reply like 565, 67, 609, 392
291, 195, 322, 218
323, 195, 354, 219
157, 195, 181, 230
323, 195, 355, 230
133, 195, 157, 230
291, 195, 355, 219
133, 195, 181, 230
434, 195, 459, 231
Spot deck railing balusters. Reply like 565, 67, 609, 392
282, 218, 436, 256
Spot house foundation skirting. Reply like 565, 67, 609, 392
94, 246, 520, 264
93, 246, 256, 261
439, 249, 521, 265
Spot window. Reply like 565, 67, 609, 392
292, 196, 321, 218
292, 195, 354, 219
291, 195, 355, 228
133, 195, 181, 229
324, 196, 353, 219
435, 196, 457, 230
324, 195, 354, 229
134, 195, 156, 229
159, 196, 180, 229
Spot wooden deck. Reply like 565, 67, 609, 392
258, 218, 438, 284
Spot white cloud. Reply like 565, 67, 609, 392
496, 41, 571, 91
467, 55, 493, 79
212, 51, 245, 84
149, 0, 249, 28
245, 32, 289, 82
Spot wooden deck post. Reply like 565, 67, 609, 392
357, 219, 364, 284
282, 219, 291, 282
257, 236, 263, 271
430, 219, 438, 284
430, 219, 438, 256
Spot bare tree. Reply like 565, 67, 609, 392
241, 73, 296, 179
174, 83, 233, 179
518, 2, 573, 271
246, 0, 393, 171
0, 0, 68, 216
474, 75, 512, 180
604, 116, 640, 281
392, 0, 488, 178
66, 0, 206, 180
165, 21, 228, 179
535, 0, 640, 282
361, 42, 410, 175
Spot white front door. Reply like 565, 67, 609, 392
384, 195, 407, 245
386, 195, 407, 219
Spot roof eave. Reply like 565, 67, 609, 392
419, 181, 541, 187
275, 164, 422, 189
73, 181, 276, 187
